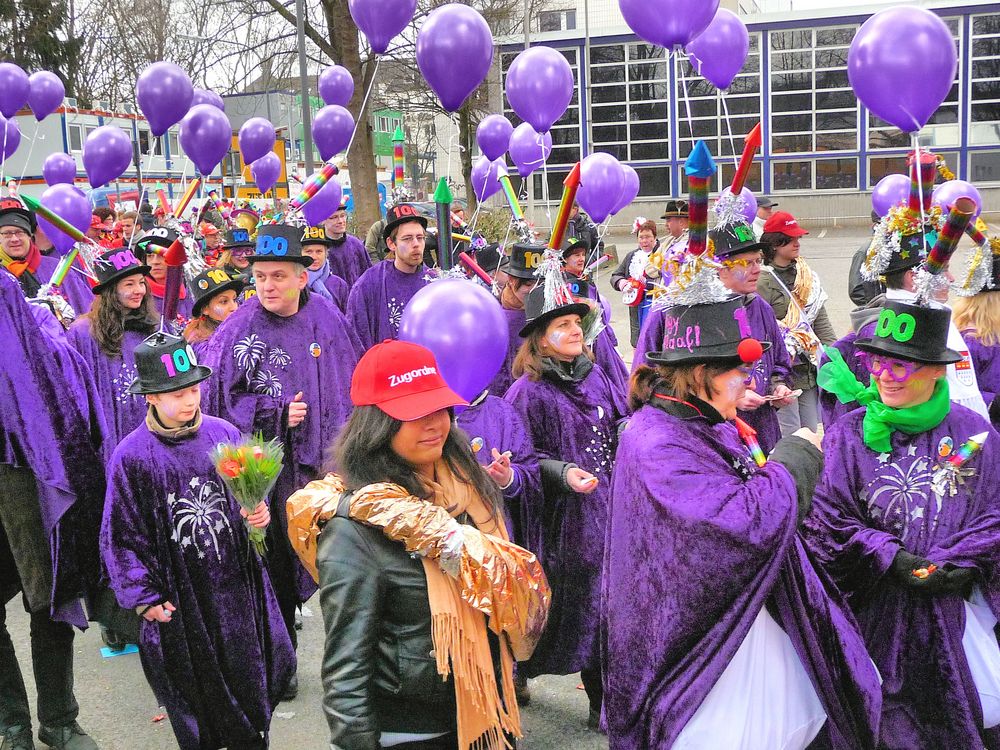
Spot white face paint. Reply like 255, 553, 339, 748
547, 330, 567, 348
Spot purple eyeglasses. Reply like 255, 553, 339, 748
856, 351, 923, 382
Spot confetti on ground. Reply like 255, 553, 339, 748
100, 644, 139, 658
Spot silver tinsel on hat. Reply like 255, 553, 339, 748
532, 247, 605, 345
860, 216, 899, 282
913, 266, 951, 304
713, 191, 751, 230
648, 238, 730, 311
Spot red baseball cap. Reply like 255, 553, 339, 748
762, 210, 808, 237
350, 340, 467, 421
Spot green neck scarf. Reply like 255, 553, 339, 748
818, 346, 951, 453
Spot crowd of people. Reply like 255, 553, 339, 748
1, 148, 1000, 750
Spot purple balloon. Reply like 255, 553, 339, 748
849, 7, 956, 133
477, 115, 513, 162
416, 4, 494, 113
191, 88, 225, 111
0, 63, 29, 119
508, 122, 552, 178
399, 278, 509, 402
312, 105, 355, 161
251, 152, 281, 195
871, 173, 910, 217
0, 117, 20, 163
619, 0, 719, 50
578, 152, 625, 224
179, 104, 232, 176
471, 156, 503, 202
302, 177, 343, 226
319, 65, 355, 106
239, 117, 276, 166
43, 153, 77, 186
38, 184, 90, 255
612, 164, 641, 216
717, 186, 758, 223
136, 62, 194, 137
83, 126, 132, 189
686, 9, 749, 90
933, 180, 983, 219
27, 71, 65, 121
504, 46, 574, 134
349, 0, 417, 55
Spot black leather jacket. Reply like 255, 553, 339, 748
317, 496, 458, 749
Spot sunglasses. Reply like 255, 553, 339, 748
856, 351, 924, 382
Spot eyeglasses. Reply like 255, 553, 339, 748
397, 234, 426, 244
857, 351, 923, 382
0, 230, 28, 239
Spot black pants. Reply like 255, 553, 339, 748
580, 667, 603, 714
0, 600, 78, 731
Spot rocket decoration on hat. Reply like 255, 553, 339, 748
915, 195, 977, 304
932, 430, 988, 497
957, 218, 1000, 296
714, 123, 762, 228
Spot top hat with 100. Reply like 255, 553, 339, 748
301, 225, 334, 248
246, 224, 311, 265
135, 227, 180, 263
92, 247, 151, 294
519, 284, 590, 338
189, 268, 246, 318
854, 299, 962, 365
645, 296, 770, 367
223, 227, 255, 250
383, 203, 428, 241
129, 331, 213, 394
506, 242, 545, 281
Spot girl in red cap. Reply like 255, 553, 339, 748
286, 340, 550, 750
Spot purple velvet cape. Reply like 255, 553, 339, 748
324, 272, 349, 313
965, 334, 1000, 413
36, 253, 96, 318
489, 306, 526, 398
327, 233, 373, 288
346, 260, 433, 351
66, 319, 153, 453
102, 416, 294, 750
804, 406, 1000, 750
504, 363, 628, 677
820, 320, 877, 429
0, 271, 107, 628
633, 295, 794, 452
604, 403, 882, 750
200, 294, 362, 603
454, 394, 540, 548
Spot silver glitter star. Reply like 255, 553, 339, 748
910, 507, 925, 521
878, 453, 891, 464
189, 477, 201, 488
907, 445, 917, 457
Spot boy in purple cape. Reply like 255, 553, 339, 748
67, 246, 161, 451
347, 204, 435, 351
200, 224, 361, 699
505, 284, 628, 727
322, 202, 372, 287
605, 295, 882, 750
807, 298, 1000, 750
0, 272, 107, 750
102, 332, 293, 750
633, 222, 796, 452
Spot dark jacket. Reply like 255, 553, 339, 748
848, 243, 884, 306
610, 244, 660, 348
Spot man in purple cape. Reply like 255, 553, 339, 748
346, 205, 435, 351
103, 333, 293, 750
806, 298, 1000, 750
200, 225, 361, 698
0, 271, 107, 750
633, 223, 796, 452
605, 296, 881, 750
323, 203, 372, 287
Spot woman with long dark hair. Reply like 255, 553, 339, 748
67, 246, 160, 450
286, 340, 550, 750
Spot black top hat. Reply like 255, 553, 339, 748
563, 273, 591, 299
645, 296, 771, 367
134, 227, 180, 262
506, 242, 544, 280
561, 236, 589, 258
92, 247, 151, 294
0, 198, 35, 233
300, 224, 334, 248
855, 300, 962, 364
128, 332, 213, 395
189, 268, 246, 318
661, 200, 689, 219
885, 231, 929, 276
222, 227, 255, 249
519, 285, 590, 338
383, 203, 428, 241
990, 254, 1000, 291
710, 222, 767, 260
468, 242, 502, 272
246, 224, 311, 265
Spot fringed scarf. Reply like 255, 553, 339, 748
771, 257, 827, 361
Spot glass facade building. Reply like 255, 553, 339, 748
500, 3, 1000, 202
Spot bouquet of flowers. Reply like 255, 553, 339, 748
210, 433, 284, 556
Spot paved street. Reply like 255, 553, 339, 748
8, 225, 974, 749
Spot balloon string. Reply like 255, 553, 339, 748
675, 50, 694, 142
344, 55, 381, 157
0, 125, 8, 194
719, 92, 739, 170
913, 133, 928, 234
540, 136, 552, 229
446, 113, 458, 186
16, 121, 41, 185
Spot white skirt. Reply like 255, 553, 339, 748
673, 607, 827, 750
963, 587, 1000, 729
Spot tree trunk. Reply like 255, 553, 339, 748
458, 102, 476, 215
325, 0, 381, 234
